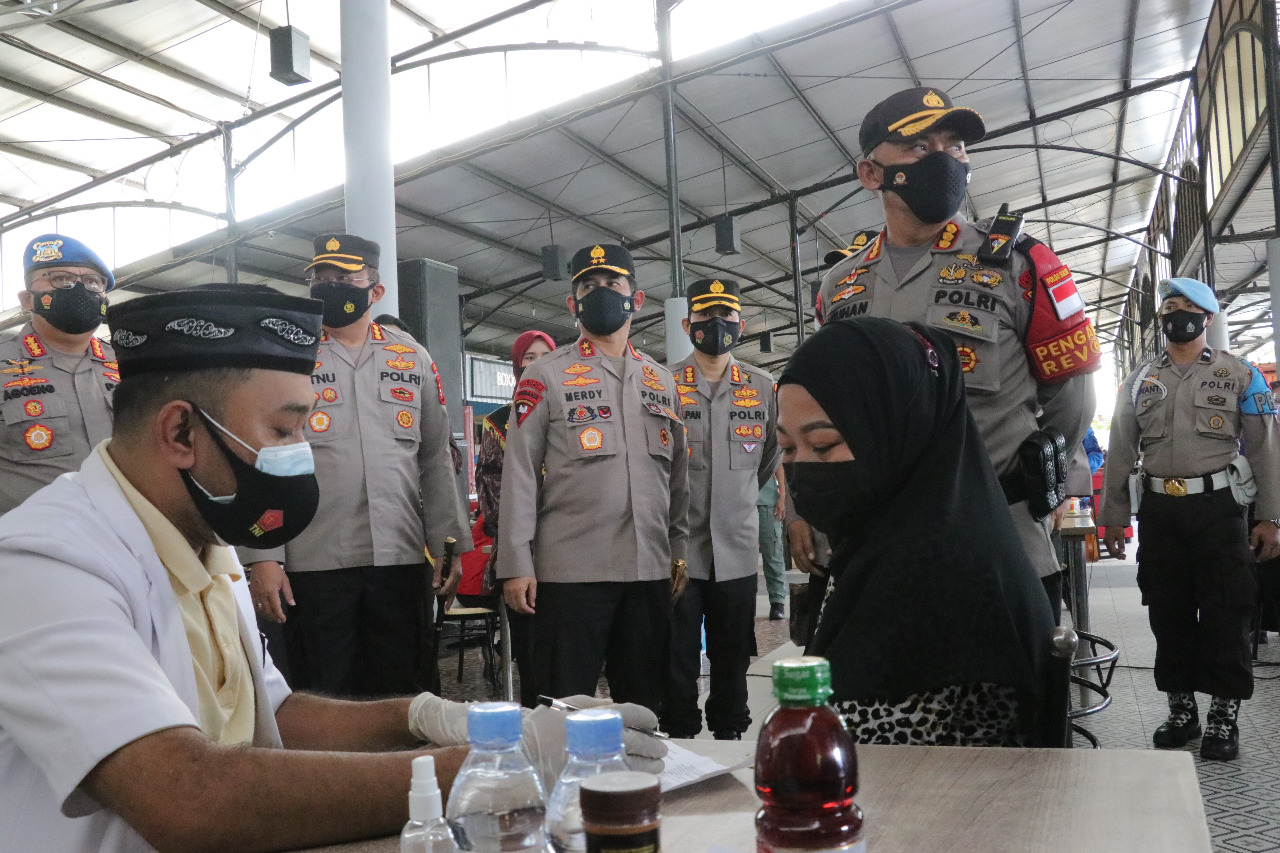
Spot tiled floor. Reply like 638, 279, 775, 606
1074, 551, 1280, 853
435, 559, 1280, 852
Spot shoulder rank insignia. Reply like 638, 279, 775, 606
320, 330, 329, 342
103, 370, 120, 384
933, 221, 961, 251
383, 343, 416, 354
628, 342, 643, 360
682, 365, 696, 384
578, 339, 596, 358
430, 361, 446, 405
370, 323, 385, 341
23, 335, 45, 358
89, 338, 107, 361
730, 364, 743, 384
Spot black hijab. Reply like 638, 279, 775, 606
779, 317, 1052, 723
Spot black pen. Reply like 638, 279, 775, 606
537, 694, 669, 740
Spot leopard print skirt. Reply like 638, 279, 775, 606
832, 682, 1024, 746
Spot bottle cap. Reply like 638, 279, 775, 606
772, 656, 833, 705
467, 702, 523, 748
408, 755, 443, 822
580, 771, 660, 826
566, 708, 624, 758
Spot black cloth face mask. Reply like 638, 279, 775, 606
1161, 309, 1208, 344
689, 317, 740, 356
310, 281, 372, 328
30, 283, 107, 334
575, 286, 634, 336
873, 151, 971, 224
180, 406, 320, 549
785, 460, 866, 537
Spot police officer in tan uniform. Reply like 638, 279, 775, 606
806, 87, 1101, 616
497, 243, 690, 712
662, 278, 778, 740
1101, 278, 1280, 761
244, 234, 472, 697
0, 233, 117, 515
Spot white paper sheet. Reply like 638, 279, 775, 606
658, 741, 753, 792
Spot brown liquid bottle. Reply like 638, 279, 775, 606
755, 657, 865, 853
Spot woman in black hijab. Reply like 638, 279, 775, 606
778, 317, 1053, 746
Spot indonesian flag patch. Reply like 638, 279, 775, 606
1043, 265, 1084, 321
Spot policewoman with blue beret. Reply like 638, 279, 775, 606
1101, 278, 1280, 761
0, 234, 118, 515
661, 277, 779, 740
808, 87, 1101, 617
497, 243, 690, 713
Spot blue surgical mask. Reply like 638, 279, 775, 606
198, 408, 315, 481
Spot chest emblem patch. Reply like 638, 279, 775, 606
564, 363, 594, 375
970, 269, 1002, 288
23, 423, 53, 451
939, 264, 967, 284
24, 400, 44, 417
735, 424, 764, 438
564, 375, 600, 387
1207, 395, 1227, 406
321, 387, 339, 403
1215, 368, 1230, 378
309, 411, 332, 433
679, 394, 698, 406
942, 310, 983, 333
956, 346, 979, 373
732, 398, 761, 408
579, 426, 604, 451
734, 388, 758, 399
659, 427, 670, 446
391, 387, 414, 402
1209, 415, 1225, 430
743, 442, 758, 453
386, 357, 415, 370
384, 343, 416, 354
396, 410, 414, 429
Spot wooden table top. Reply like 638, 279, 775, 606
301, 741, 1211, 853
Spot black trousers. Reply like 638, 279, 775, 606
661, 574, 758, 737
529, 580, 669, 714
284, 564, 429, 698
1136, 490, 1256, 699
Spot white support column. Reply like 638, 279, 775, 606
1208, 298, 1230, 351
339, 0, 398, 313
665, 297, 693, 367
1269, 239, 1280, 360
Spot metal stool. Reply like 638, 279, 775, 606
1068, 630, 1118, 748
440, 605, 500, 687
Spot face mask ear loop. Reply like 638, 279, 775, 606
190, 404, 260, 460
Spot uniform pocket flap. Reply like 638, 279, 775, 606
2, 392, 67, 424
926, 304, 998, 342
1194, 386, 1235, 411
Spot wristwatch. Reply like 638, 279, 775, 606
1268, 519, 1280, 528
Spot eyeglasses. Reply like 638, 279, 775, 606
33, 271, 108, 293
306, 273, 371, 287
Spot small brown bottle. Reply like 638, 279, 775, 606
579, 771, 661, 853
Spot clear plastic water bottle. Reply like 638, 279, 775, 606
544, 708, 630, 852
401, 755, 459, 853
446, 702, 548, 852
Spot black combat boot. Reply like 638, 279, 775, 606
1200, 697, 1240, 761
1152, 692, 1201, 748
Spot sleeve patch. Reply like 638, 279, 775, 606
513, 377, 545, 426
1027, 318, 1102, 383
1239, 363, 1277, 415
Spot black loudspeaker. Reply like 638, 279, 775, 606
541, 245, 567, 281
269, 25, 311, 86
759, 330, 774, 353
715, 216, 742, 255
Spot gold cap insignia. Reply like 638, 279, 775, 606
590, 245, 605, 264
326, 237, 341, 252
31, 240, 64, 263
923, 91, 945, 108
709, 280, 725, 294
343, 301, 355, 314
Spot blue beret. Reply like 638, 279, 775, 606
1156, 277, 1218, 314
23, 233, 115, 292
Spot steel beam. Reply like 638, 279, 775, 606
0, 75, 176, 141
763, 46, 857, 169
1011, 0, 1053, 242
